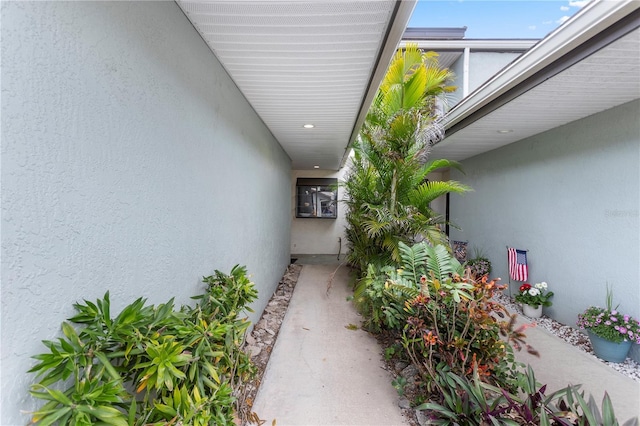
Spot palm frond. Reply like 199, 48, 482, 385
421, 159, 465, 176
409, 181, 471, 212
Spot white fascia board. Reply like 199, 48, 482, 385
443, 0, 640, 130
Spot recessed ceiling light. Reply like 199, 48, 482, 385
303, 124, 315, 129
313, 165, 320, 169
497, 129, 513, 134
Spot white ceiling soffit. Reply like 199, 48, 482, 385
432, 0, 640, 162
176, 0, 416, 170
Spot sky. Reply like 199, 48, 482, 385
408, 0, 591, 39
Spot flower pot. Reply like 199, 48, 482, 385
587, 331, 632, 363
522, 304, 542, 318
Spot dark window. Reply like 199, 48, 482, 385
296, 178, 338, 219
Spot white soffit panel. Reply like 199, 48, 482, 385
432, 14, 639, 162
177, 1, 408, 170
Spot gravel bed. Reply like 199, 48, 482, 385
494, 292, 640, 382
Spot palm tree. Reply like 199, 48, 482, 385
344, 44, 471, 272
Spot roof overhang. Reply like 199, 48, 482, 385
176, 0, 416, 170
431, 0, 640, 162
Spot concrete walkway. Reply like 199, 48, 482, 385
253, 263, 640, 424
252, 263, 408, 425
512, 317, 640, 422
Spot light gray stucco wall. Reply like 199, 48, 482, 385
1, 2, 291, 423
449, 100, 640, 359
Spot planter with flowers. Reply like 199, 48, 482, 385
514, 282, 554, 318
577, 287, 640, 363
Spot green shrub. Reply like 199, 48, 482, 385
354, 241, 535, 394
28, 265, 257, 425
419, 365, 639, 425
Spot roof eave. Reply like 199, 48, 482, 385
339, 0, 417, 169
441, 0, 640, 133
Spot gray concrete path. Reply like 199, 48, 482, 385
251, 263, 408, 426
513, 316, 640, 422
253, 263, 639, 424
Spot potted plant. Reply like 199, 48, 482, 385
577, 286, 640, 363
515, 282, 553, 318
465, 247, 492, 278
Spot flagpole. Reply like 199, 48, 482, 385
506, 246, 512, 298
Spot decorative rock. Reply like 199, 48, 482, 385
415, 409, 429, 426
246, 345, 261, 357
245, 334, 256, 345
265, 328, 276, 336
401, 364, 418, 377
398, 398, 411, 409
395, 361, 409, 372
401, 364, 419, 384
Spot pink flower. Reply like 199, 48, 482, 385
619, 327, 627, 334
605, 321, 611, 326
611, 310, 618, 315
610, 316, 618, 322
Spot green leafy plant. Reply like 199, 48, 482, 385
391, 376, 408, 397
419, 364, 639, 425
344, 44, 470, 273
353, 241, 534, 394
28, 265, 257, 425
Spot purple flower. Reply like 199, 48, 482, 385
611, 310, 618, 315
619, 327, 627, 334
610, 316, 618, 322
605, 321, 611, 326
624, 315, 630, 322
614, 325, 619, 330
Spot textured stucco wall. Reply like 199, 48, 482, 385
1, 2, 291, 423
449, 100, 640, 358
291, 168, 348, 255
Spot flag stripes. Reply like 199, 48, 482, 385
508, 247, 528, 281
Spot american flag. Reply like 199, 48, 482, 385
508, 247, 528, 281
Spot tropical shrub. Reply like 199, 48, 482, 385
344, 44, 471, 273
28, 265, 257, 425
419, 365, 639, 425
395, 243, 531, 393
354, 241, 534, 393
